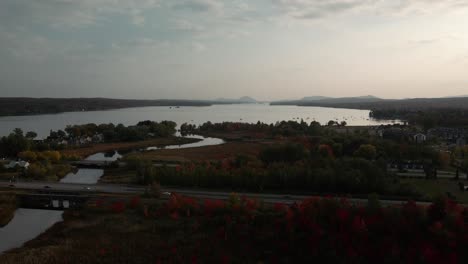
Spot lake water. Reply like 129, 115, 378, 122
0, 104, 395, 138
0, 167, 104, 255
60, 168, 104, 184
0, 209, 63, 254
146, 134, 224, 151
85, 151, 123, 161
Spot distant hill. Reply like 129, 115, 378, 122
0, 97, 263, 116
443, 95, 468, 98
239, 96, 258, 103
301, 96, 332, 101
0, 98, 212, 116
315, 95, 381, 104
214, 96, 258, 104
271, 95, 381, 105
272, 96, 468, 112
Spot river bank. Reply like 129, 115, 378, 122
60, 137, 202, 158
0, 194, 16, 227
0, 197, 152, 263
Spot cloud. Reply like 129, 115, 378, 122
174, 19, 205, 32
408, 35, 463, 46
113, 38, 171, 51
0, 0, 161, 29
192, 42, 207, 52
272, 0, 468, 20
272, 0, 369, 19
172, 0, 223, 14
410, 38, 439, 45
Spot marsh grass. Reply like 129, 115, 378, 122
0, 194, 16, 227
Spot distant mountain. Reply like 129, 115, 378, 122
273, 96, 468, 112
214, 96, 258, 104
271, 95, 381, 105
301, 96, 332, 101
315, 95, 381, 104
442, 95, 468, 98
239, 96, 258, 103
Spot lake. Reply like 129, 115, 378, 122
0, 209, 63, 254
0, 104, 395, 138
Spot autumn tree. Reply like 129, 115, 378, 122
18, 151, 37, 161
354, 144, 377, 160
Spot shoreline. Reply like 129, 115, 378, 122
0, 194, 16, 227
60, 137, 202, 159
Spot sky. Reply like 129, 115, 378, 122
0, 0, 467, 101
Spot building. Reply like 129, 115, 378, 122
6, 160, 30, 169
413, 133, 427, 144
456, 137, 466, 146
427, 127, 468, 143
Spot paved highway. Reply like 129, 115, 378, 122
0, 180, 433, 206
388, 168, 468, 179
0, 181, 144, 194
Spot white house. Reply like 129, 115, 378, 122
6, 160, 30, 169
413, 133, 427, 144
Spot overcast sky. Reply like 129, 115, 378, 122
1, 0, 467, 100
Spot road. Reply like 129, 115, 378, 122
0, 181, 144, 194
389, 168, 468, 179
0, 180, 433, 206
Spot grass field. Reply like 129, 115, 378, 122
101, 142, 267, 184
100, 168, 138, 184
0, 194, 16, 227
0, 172, 18, 181
124, 141, 266, 163
401, 178, 468, 203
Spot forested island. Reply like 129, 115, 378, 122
272, 96, 468, 128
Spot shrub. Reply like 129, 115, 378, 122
260, 143, 308, 164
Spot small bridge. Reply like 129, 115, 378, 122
17, 191, 90, 210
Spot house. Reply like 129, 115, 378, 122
413, 133, 427, 144
456, 137, 466, 146
377, 129, 384, 138
378, 127, 411, 141
6, 160, 30, 169
427, 127, 468, 143
92, 134, 104, 143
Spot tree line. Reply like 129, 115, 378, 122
0, 120, 177, 158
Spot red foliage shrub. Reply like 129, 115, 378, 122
110, 201, 126, 214
128, 196, 141, 209
147, 193, 468, 263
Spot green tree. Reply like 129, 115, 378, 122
260, 144, 308, 164
354, 144, 377, 160
13, 128, 24, 137
25, 131, 37, 139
